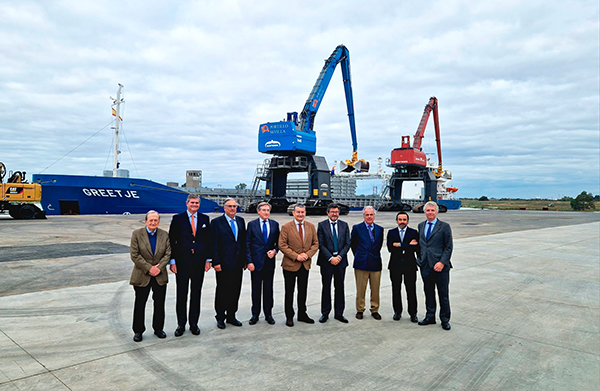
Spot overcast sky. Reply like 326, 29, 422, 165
1, 0, 598, 199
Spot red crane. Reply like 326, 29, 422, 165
389, 96, 444, 178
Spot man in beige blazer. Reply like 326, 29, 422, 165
278, 203, 319, 327
130, 210, 171, 342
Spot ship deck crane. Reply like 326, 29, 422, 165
253, 44, 367, 214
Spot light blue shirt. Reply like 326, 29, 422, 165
260, 219, 270, 237
226, 215, 238, 241
425, 218, 438, 237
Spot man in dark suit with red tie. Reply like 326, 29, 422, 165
246, 202, 280, 325
317, 203, 351, 323
169, 194, 212, 337
387, 211, 420, 323
211, 198, 247, 329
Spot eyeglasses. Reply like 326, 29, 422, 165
225, 205, 238, 208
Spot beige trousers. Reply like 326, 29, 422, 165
354, 269, 381, 313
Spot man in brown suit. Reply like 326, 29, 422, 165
130, 210, 171, 342
279, 203, 319, 327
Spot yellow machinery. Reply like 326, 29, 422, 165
0, 162, 46, 219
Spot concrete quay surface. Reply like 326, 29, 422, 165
0, 210, 598, 390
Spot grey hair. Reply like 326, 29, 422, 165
363, 205, 376, 214
145, 210, 160, 220
293, 203, 306, 212
424, 201, 439, 212
186, 194, 200, 202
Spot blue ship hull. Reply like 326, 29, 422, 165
32, 174, 219, 215
438, 199, 462, 210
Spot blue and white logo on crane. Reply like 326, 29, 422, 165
265, 140, 281, 148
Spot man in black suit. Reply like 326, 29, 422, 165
169, 194, 212, 337
211, 198, 246, 329
317, 203, 351, 323
417, 201, 453, 330
246, 202, 279, 325
387, 211, 419, 323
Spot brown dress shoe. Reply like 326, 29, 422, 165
371, 312, 382, 320
356, 311, 363, 319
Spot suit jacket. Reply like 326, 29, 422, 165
130, 227, 171, 287
317, 219, 351, 268
279, 220, 319, 272
387, 226, 419, 271
212, 214, 247, 271
350, 222, 384, 271
169, 211, 211, 269
417, 219, 453, 270
246, 218, 280, 271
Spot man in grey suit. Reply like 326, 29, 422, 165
317, 203, 351, 323
417, 201, 453, 330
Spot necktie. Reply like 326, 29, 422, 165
400, 228, 405, 242
332, 222, 338, 253
368, 225, 374, 242
426, 222, 433, 240
262, 220, 268, 243
298, 223, 303, 242
230, 219, 237, 241
191, 214, 196, 236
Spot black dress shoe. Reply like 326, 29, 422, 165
356, 312, 363, 319
227, 318, 243, 327
265, 316, 276, 325
418, 318, 436, 326
249, 316, 259, 325
334, 315, 349, 323
286, 319, 294, 327
393, 313, 401, 321
442, 322, 451, 330
174, 326, 185, 337
216, 320, 226, 329
190, 325, 201, 335
154, 330, 167, 339
298, 315, 315, 324
319, 315, 328, 323
133, 333, 143, 342
371, 312, 382, 320
410, 314, 419, 323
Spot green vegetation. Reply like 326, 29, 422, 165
460, 195, 599, 211
570, 191, 595, 211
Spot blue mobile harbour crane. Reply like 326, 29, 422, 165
251, 44, 369, 215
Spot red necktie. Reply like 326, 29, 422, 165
298, 223, 303, 242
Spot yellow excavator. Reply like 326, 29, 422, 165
0, 162, 46, 219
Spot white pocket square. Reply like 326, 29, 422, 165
202, 224, 207, 228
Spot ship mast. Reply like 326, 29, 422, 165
110, 84, 124, 177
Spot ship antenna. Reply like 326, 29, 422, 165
110, 83, 124, 177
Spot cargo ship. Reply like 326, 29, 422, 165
33, 84, 218, 216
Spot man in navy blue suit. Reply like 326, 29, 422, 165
387, 211, 420, 323
211, 198, 247, 329
417, 201, 453, 330
351, 206, 384, 320
169, 194, 212, 337
317, 203, 351, 323
246, 202, 280, 325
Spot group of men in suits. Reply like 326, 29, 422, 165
128, 198, 454, 342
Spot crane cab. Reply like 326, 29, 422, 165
258, 113, 317, 155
